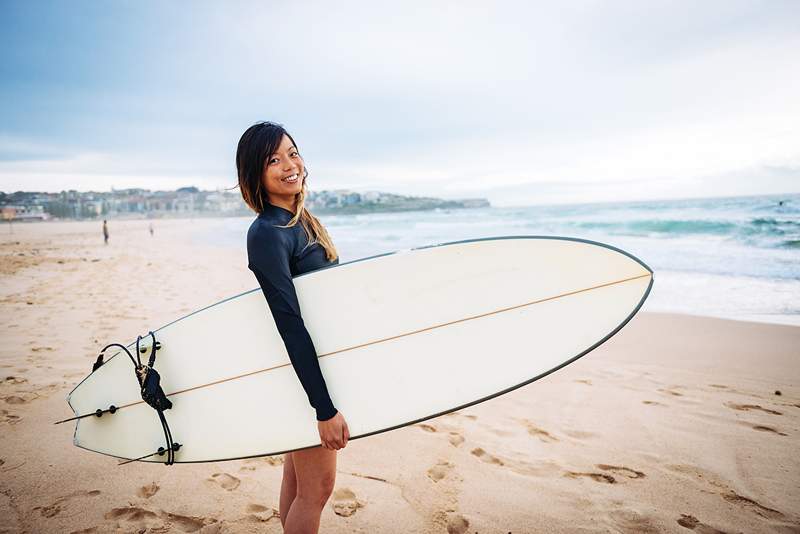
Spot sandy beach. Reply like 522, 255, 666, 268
0, 218, 798, 534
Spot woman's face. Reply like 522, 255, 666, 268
262, 134, 305, 200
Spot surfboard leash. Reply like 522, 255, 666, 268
56, 331, 181, 465
129, 332, 179, 465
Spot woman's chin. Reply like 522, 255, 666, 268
274, 184, 302, 196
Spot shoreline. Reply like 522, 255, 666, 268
3, 216, 799, 328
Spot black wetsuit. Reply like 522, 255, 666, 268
247, 203, 339, 421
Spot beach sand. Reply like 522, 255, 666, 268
1, 219, 798, 533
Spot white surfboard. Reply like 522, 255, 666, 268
64, 236, 653, 463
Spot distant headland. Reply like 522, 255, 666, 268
0, 188, 490, 221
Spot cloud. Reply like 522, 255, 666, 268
1, 0, 799, 204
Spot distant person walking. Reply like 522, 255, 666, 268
149, 222, 154, 237
102, 220, 109, 245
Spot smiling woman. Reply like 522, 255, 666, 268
236, 122, 338, 261
236, 121, 349, 533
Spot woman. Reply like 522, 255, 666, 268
236, 121, 350, 533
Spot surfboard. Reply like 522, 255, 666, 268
63, 236, 653, 463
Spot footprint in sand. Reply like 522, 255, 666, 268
33, 489, 102, 517
3, 396, 28, 405
596, 464, 646, 479
609, 509, 660, 533
245, 503, 280, 523
427, 460, 455, 482
136, 482, 160, 499
2, 376, 28, 385
642, 400, 666, 406
564, 471, 616, 484
658, 388, 684, 397
161, 510, 217, 531
105, 506, 158, 522
105, 507, 216, 531
331, 487, 364, 517
447, 432, 464, 447
446, 513, 470, 534
519, 419, 559, 443
574, 379, 592, 385
676, 513, 727, 533
748, 424, 787, 436
470, 447, 503, 466
725, 403, 782, 416
206, 473, 241, 491
1, 409, 21, 425
35, 503, 63, 518
667, 464, 788, 520
721, 491, 786, 520
240, 456, 284, 471
416, 423, 437, 432
245, 504, 269, 513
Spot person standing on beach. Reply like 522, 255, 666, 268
102, 220, 109, 245
149, 222, 154, 237
237, 121, 349, 534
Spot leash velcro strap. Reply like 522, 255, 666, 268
139, 366, 173, 411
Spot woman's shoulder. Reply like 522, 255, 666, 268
247, 216, 291, 248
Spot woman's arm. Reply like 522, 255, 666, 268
247, 221, 338, 422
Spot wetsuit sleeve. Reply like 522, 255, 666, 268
247, 222, 338, 422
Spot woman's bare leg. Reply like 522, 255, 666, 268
283, 446, 337, 534
279, 452, 297, 529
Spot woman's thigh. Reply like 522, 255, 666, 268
291, 446, 337, 497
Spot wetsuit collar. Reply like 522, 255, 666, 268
262, 202, 296, 219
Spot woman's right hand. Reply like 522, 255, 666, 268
317, 411, 349, 450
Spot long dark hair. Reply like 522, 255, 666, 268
236, 121, 337, 261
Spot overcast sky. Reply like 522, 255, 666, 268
1, 0, 798, 206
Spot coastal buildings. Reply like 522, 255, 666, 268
0, 188, 489, 221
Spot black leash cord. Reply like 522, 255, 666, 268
98, 342, 139, 368
65, 331, 180, 466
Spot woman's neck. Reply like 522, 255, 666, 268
268, 195, 296, 213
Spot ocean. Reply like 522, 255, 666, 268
205, 192, 800, 326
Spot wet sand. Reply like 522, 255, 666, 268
1, 219, 798, 533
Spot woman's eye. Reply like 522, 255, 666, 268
290, 152, 298, 157
269, 158, 278, 164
